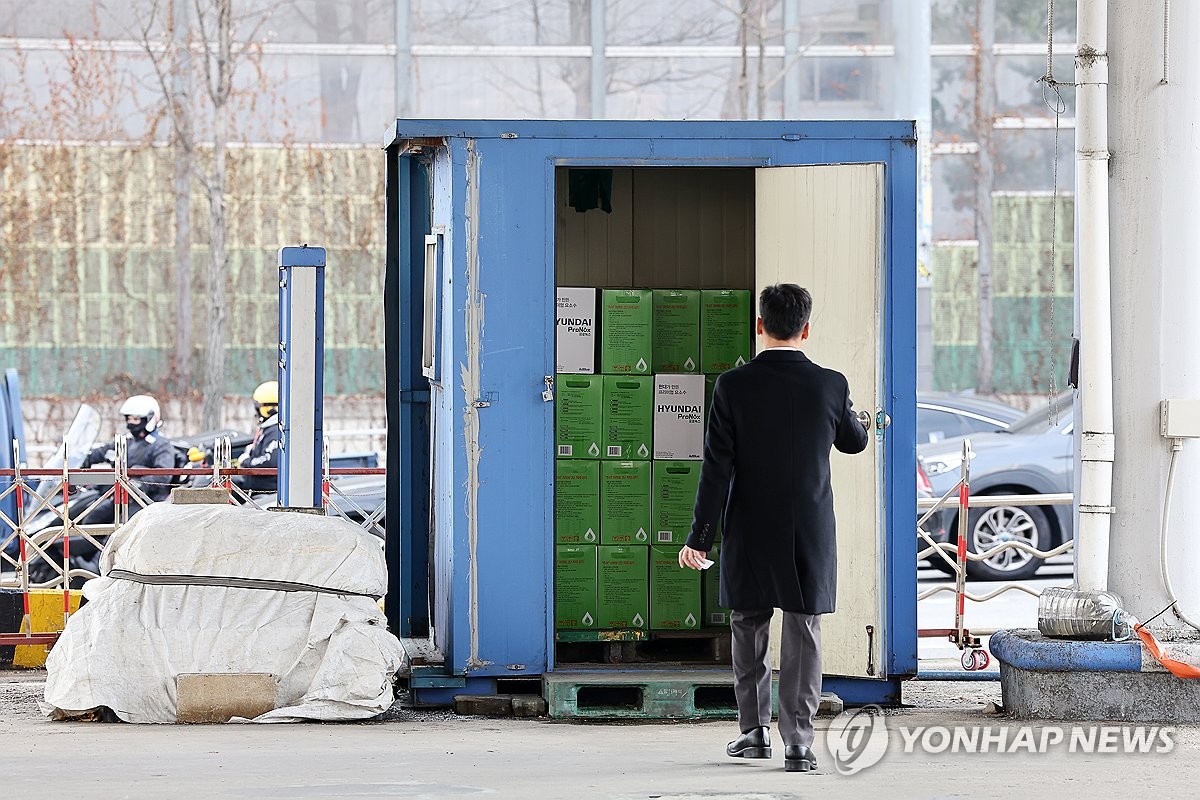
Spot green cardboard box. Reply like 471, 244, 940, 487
705, 374, 718, 423
601, 460, 651, 545
556, 374, 602, 459
556, 460, 600, 544
703, 543, 730, 626
652, 460, 701, 545
652, 289, 700, 373
600, 289, 653, 375
602, 375, 653, 460
701, 289, 754, 374
650, 545, 702, 630
556, 544, 598, 629
598, 545, 649, 630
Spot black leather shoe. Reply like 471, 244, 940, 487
784, 745, 817, 772
726, 726, 772, 759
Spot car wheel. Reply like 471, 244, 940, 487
965, 504, 1050, 581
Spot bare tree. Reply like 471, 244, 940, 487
196, 0, 234, 429
0, 8, 149, 405
289, 0, 395, 140
129, 0, 278, 428
171, 0, 195, 389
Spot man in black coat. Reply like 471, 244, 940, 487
680, 284, 870, 773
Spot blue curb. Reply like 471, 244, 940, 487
990, 629, 1142, 673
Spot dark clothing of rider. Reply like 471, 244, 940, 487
79, 421, 176, 522
233, 414, 282, 494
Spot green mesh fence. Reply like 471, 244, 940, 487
932, 194, 1073, 393
0, 144, 385, 396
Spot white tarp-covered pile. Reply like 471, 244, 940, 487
42, 503, 405, 723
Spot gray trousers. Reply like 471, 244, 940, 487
730, 608, 822, 748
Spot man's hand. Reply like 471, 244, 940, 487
678, 545, 708, 570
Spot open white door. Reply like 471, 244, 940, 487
756, 163, 886, 679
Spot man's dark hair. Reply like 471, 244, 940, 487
759, 284, 813, 340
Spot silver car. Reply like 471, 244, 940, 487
919, 400, 1073, 580
917, 392, 1024, 445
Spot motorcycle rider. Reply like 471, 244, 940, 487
232, 380, 282, 494
78, 394, 176, 523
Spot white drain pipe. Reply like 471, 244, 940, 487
1073, 0, 1115, 593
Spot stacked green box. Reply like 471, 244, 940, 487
602, 375, 653, 460
556, 545, 598, 629
703, 543, 730, 626
650, 545, 701, 630
600, 289, 653, 375
598, 545, 649, 630
701, 289, 753, 373
652, 460, 701, 545
556, 285, 749, 634
652, 289, 700, 373
556, 374, 603, 459
555, 460, 600, 544
600, 460, 651, 545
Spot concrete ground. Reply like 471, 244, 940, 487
3, 670, 1198, 799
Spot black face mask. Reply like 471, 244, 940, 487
127, 418, 149, 437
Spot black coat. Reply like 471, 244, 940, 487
686, 350, 870, 614
82, 431, 177, 502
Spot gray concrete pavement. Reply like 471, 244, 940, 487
3, 670, 1198, 799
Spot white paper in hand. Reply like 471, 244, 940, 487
698, 558, 715, 570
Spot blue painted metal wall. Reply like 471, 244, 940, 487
384, 120, 919, 693
385, 154, 432, 638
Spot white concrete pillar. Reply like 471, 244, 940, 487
1108, 0, 1200, 629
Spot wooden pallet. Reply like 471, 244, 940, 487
544, 669, 844, 720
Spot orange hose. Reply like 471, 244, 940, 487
1135, 625, 1200, 679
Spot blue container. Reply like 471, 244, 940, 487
383, 120, 918, 706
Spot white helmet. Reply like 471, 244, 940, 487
119, 394, 161, 433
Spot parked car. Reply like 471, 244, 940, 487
915, 393, 1023, 569
917, 392, 1024, 445
918, 399, 1073, 580
916, 460, 952, 566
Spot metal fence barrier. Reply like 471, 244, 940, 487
0, 436, 384, 647
916, 438, 1075, 670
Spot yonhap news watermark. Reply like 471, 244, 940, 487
826, 705, 1176, 775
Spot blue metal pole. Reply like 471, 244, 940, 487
277, 245, 326, 508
